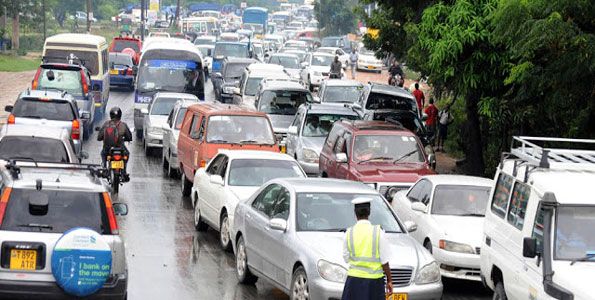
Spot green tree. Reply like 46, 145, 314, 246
314, 0, 356, 36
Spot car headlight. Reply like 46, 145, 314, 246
313, 71, 322, 76
222, 86, 235, 94
317, 259, 347, 283
302, 148, 319, 163
439, 240, 475, 254
415, 261, 441, 284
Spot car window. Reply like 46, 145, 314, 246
1, 189, 108, 234
188, 114, 199, 136
407, 180, 427, 202
252, 184, 283, 218
150, 98, 178, 116
206, 115, 275, 144
507, 181, 531, 230
0, 136, 70, 163
258, 90, 311, 115
112, 40, 140, 52
13, 99, 75, 121
175, 108, 187, 130
333, 136, 346, 154
303, 113, 358, 137
431, 185, 491, 216
365, 92, 417, 114
271, 188, 291, 220
218, 156, 229, 179
206, 154, 226, 175
420, 181, 433, 205
531, 203, 545, 254
197, 116, 206, 141
228, 159, 304, 186
37, 69, 83, 97
353, 135, 424, 163
325, 125, 343, 148
44, 49, 99, 76
491, 173, 514, 218
322, 86, 363, 104
290, 111, 302, 129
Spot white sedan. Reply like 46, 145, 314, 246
316, 47, 350, 69
392, 175, 493, 281
191, 150, 306, 251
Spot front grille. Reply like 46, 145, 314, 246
475, 247, 481, 255
389, 268, 413, 287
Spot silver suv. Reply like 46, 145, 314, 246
0, 161, 128, 299
0, 124, 82, 163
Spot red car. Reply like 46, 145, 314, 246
109, 36, 142, 64
319, 120, 436, 201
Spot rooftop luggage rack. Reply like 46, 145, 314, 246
503, 136, 595, 176
4, 160, 108, 180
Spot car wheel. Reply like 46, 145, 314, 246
493, 281, 507, 300
181, 173, 192, 196
167, 154, 178, 179
291, 266, 309, 300
236, 235, 258, 284
162, 151, 169, 170
219, 212, 232, 251
144, 139, 151, 156
424, 240, 433, 254
193, 197, 208, 231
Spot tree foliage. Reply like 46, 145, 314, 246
314, 0, 356, 36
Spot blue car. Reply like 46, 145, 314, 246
108, 52, 136, 90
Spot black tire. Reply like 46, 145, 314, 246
112, 173, 120, 194
219, 212, 232, 251
193, 197, 208, 231
290, 266, 309, 300
424, 240, 432, 254
181, 173, 192, 196
162, 152, 169, 170
236, 236, 258, 284
493, 281, 507, 300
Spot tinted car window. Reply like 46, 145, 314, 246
112, 40, 140, 52
228, 159, 303, 186
353, 135, 424, 163
109, 53, 134, 67
37, 69, 83, 97
206, 115, 275, 144
1, 189, 107, 234
0, 136, 69, 162
175, 108, 187, 129
322, 86, 363, 104
44, 49, 100, 76
303, 113, 358, 137
258, 90, 311, 115
150, 98, 178, 115
269, 56, 299, 69
366, 92, 417, 113
224, 63, 250, 79
13, 99, 75, 121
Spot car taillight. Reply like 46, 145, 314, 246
80, 70, 88, 94
126, 68, 133, 75
102, 192, 119, 235
113, 155, 122, 161
32, 68, 42, 89
0, 188, 12, 226
71, 119, 81, 140
7, 114, 15, 124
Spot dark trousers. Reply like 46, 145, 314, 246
341, 276, 385, 300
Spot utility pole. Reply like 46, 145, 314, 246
174, 0, 180, 28
42, 0, 46, 40
140, 0, 145, 40
86, 0, 92, 33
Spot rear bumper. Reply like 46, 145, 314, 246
0, 275, 127, 299
109, 75, 134, 86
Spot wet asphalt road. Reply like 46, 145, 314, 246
84, 80, 492, 300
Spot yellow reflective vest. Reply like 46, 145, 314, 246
346, 222, 384, 279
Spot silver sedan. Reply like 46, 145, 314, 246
232, 178, 443, 300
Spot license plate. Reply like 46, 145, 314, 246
10, 249, 37, 270
109, 69, 119, 75
368, 65, 375, 69
111, 160, 124, 169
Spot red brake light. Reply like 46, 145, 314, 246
80, 70, 88, 94
32, 68, 42, 89
102, 192, 119, 234
0, 188, 13, 225
126, 68, 133, 76
7, 114, 15, 124
71, 119, 81, 140
113, 155, 122, 161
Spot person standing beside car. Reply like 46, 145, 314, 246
342, 198, 393, 300
436, 103, 454, 152
330, 56, 343, 79
424, 98, 439, 144
412, 83, 425, 111
349, 49, 359, 79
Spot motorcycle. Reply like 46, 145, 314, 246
106, 147, 129, 194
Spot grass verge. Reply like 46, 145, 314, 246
0, 54, 40, 72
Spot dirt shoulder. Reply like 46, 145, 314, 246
0, 70, 36, 121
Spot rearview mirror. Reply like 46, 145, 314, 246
210, 174, 224, 186
113, 203, 129, 216
336, 152, 347, 163
411, 202, 427, 213
523, 237, 538, 258
404, 221, 417, 233
269, 218, 287, 231
4, 105, 13, 112
287, 126, 298, 135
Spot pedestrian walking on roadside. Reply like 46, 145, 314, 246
349, 49, 359, 79
424, 98, 439, 145
412, 83, 425, 112
437, 103, 454, 152
342, 198, 393, 300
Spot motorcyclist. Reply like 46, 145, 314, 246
388, 60, 404, 86
97, 107, 133, 181
330, 56, 343, 79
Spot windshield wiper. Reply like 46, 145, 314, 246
239, 140, 259, 145
458, 213, 485, 217
208, 139, 229, 144
570, 252, 595, 265
19, 115, 42, 119
17, 223, 53, 231
358, 156, 393, 164
393, 150, 418, 163
319, 228, 346, 232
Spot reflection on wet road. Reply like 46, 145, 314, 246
85, 81, 491, 299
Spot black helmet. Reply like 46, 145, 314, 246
109, 107, 122, 120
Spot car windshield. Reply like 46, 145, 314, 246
353, 135, 424, 163
44, 49, 99, 76
137, 59, 202, 94
206, 115, 275, 144
303, 113, 358, 137
317, 48, 335, 55
431, 185, 491, 216
245, 77, 264, 96
195, 38, 215, 46
311, 55, 333, 66
269, 56, 299, 69
0, 136, 69, 162
555, 206, 595, 261
13, 99, 75, 121
36, 69, 83, 97
175, 108, 187, 129
366, 92, 418, 115
214, 43, 249, 58
258, 90, 311, 115
224, 63, 249, 79
296, 193, 402, 232
109, 53, 133, 67
150, 97, 178, 115
286, 51, 306, 62
112, 40, 140, 52
1, 189, 107, 234
322, 38, 342, 47
322, 85, 363, 103
228, 159, 303, 186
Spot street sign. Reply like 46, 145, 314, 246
150, 0, 159, 11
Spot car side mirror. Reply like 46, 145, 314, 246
404, 221, 417, 233
92, 84, 101, 91
287, 125, 298, 135
269, 218, 287, 231
210, 174, 224, 186
4, 105, 13, 112
80, 111, 91, 120
113, 203, 129, 216
523, 237, 538, 258
140, 108, 149, 115
411, 202, 427, 213
336, 152, 347, 163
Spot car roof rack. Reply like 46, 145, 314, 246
4, 160, 108, 180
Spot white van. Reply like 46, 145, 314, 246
480, 136, 595, 300
43, 33, 110, 115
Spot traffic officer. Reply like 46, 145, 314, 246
342, 198, 393, 299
